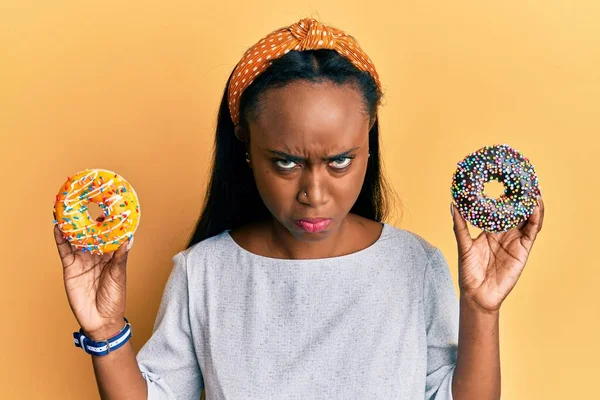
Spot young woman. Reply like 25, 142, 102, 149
54, 18, 544, 399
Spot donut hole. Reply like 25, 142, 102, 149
87, 202, 105, 222
483, 179, 506, 199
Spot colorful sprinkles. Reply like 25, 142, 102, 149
52, 169, 141, 255
451, 144, 540, 233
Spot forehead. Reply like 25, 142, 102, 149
249, 81, 370, 153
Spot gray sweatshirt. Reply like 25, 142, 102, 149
136, 222, 459, 399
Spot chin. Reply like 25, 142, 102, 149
285, 219, 336, 241
296, 229, 332, 242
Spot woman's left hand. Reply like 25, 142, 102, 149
451, 197, 545, 313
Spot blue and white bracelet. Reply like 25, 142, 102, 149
73, 317, 132, 356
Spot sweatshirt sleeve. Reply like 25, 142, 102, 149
136, 251, 204, 399
424, 247, 459, 399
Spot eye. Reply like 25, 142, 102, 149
329, 157, 353, 169
274, 159, 299, 170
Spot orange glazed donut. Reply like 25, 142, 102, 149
53, 169, 141, 255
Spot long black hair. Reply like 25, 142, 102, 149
185, 48, 397, 249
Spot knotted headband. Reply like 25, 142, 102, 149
227, 18, 382, 125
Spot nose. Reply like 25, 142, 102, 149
297, 166, 330, 207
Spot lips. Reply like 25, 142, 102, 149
294, 218, 332, 233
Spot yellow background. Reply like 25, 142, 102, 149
1, 1, 598, 399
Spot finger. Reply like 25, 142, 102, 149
100, 251, 114, 265
106, 240, 131, 286
537, 196, 545, 231
520, 197, 544, 249
451, 203, 473, 253
110, 239, 131, 270
53, 224, 75, 266
101, 237, 133, 266
126, 236, 134, 252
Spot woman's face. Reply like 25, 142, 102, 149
244, 80, 372, 242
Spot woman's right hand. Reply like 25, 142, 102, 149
54, 218, 133, 340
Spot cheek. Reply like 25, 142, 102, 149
333, 169, 365, 203
252, 167, 293, 214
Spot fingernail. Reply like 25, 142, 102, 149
126, 237, 134, 252
450, 203, 455, 217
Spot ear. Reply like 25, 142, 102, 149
234, 124, 249, 142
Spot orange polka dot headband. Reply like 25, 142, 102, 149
227, 18, 382, 126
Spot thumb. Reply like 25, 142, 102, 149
125, 236, 134, 253
451, 202, 473, 254
111, 238, 132, 270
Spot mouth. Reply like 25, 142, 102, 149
294, 218, 332, 233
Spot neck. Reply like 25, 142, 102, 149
265, 216, 353, 260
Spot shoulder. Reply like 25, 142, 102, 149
381, 223, 446, 274
174, 230, 234, 267
382, 224, 454, 294
380, 223, 440, 265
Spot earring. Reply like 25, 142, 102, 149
245, 151, 250, 163
368, 153, 371, 158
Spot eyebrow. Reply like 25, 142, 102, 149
267, 147, 360, 162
